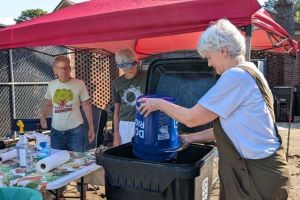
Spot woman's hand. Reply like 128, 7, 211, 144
179, 134, 193, 148
138, 98, 163, 117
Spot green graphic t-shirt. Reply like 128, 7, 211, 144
112, 71, 147, 121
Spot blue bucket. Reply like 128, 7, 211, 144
133, 94, 180, 161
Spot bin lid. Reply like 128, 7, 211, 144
273, 86, 297, 96
274, 86, 296, 90
146, 58, 216, 133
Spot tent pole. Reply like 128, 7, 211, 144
244, 25, 252, 61
9, 49, 16, 119
286, 87, 296, 161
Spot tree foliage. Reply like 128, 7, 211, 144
263, 0, 296, 36
263, 0, 300, 22
14, 9, 47, 23
295, 0, 300, 22
264, 0, 277, 12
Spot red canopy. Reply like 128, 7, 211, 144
0, 0, 297, 57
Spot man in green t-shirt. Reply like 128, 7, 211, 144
112, 48, 146, 146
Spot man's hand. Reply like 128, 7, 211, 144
39, 100, 53, 129
40, 116, 48, 129
113, 132, 121, 147
88, 129, 95, 143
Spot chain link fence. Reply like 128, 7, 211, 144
0, 46, 67, 137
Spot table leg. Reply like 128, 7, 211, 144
55, 189, 59, 200
80, 177, 84, 200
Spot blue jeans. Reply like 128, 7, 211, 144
51, 124, 86, 152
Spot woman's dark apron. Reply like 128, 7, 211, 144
213, 65, 290, 200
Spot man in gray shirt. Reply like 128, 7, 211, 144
112, 48, 146, 146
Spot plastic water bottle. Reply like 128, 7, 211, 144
16, 132, 29, 168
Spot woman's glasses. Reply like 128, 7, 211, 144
116, 61, 138, 69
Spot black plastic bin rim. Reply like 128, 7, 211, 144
103, 143, 217, 168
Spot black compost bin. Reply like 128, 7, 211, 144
273, 86, 296, 122
97, 143, 216, 200
96, 57, 217, 200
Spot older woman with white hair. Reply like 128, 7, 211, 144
112, 47, 146, 146
139, 19, 290, 199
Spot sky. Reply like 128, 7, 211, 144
0, 0, 88, 25
0, 0, 267, 25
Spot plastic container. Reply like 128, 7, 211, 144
95, 57, 217, 199
16, 133, 31, 168
0, 187, 43, 200
97, 143, 216, 200
24, 132, 51, 160
134, 95, 179, 161
273, 86, 296, 122
35, 133, 51, 160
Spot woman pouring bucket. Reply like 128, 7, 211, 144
138, 19, 290, 200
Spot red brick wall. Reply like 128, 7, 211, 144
251, 50, 300, 88
251, 51, 284, 87
282, 51, 300, 87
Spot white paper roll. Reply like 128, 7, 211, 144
0, 149, 17, 162
36, 150, 70, 173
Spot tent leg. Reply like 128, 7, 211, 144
286, 87, 296, 161
244, 25, 252, 61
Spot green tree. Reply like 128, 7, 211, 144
264, 0, 276, 12
14, 9, 47, 23
263, 0, 295, 36
295, 0, 300, 22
